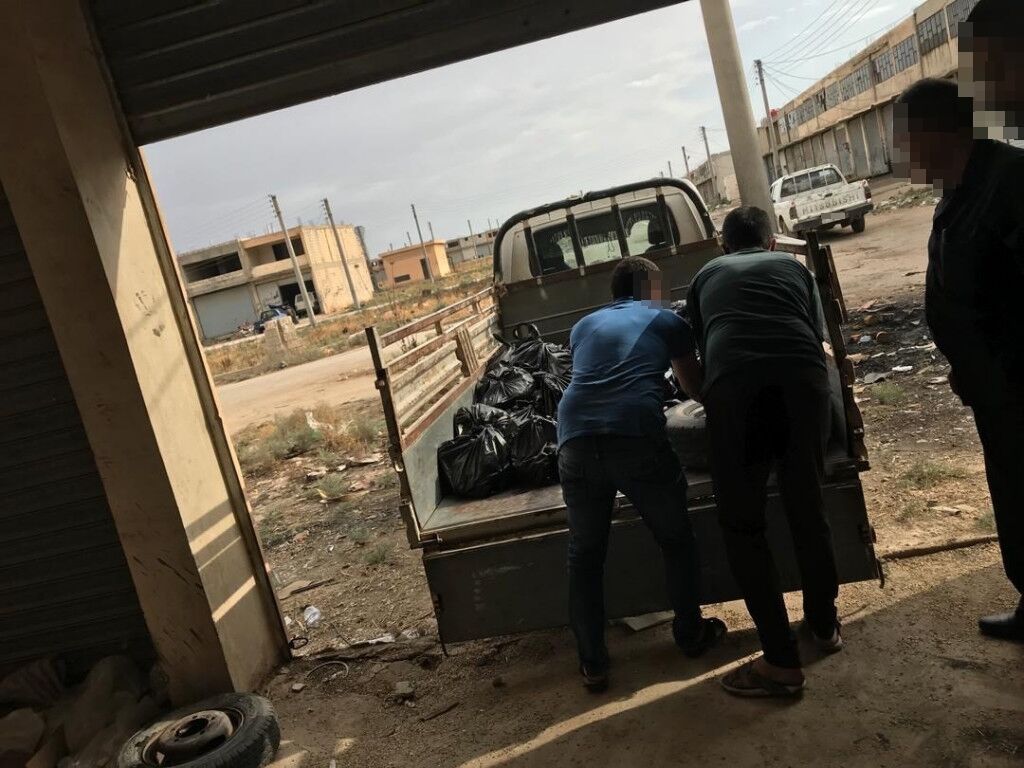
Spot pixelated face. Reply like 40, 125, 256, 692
636, 270, 664, 304
960, 27, 1024, 137
893, 110, 959, 188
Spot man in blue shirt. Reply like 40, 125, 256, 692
558, 256, 726, 692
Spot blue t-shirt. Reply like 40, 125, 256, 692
557, 299, 694, 446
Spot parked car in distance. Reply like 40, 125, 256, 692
293, 292, 319, 318
253, 306, 290, 334
771, 164, 873, 235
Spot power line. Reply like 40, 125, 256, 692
760, 0, 849, 61
766, 17, 902, 66
792, 0, 884, 63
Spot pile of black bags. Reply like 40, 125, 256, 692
438, 325, 571, 498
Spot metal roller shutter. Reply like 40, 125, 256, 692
0, 186, 151, 673
192, 285, 257, 340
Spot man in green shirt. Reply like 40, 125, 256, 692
688, 206, 839, 698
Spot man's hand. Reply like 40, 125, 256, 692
672, 355, 705, 404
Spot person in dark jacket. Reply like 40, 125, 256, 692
894, 78, 1024, 642
688, 206, 840, 698
557, 257, 726, 693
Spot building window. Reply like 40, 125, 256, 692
272, 236, 305, 261
946, 0, 980, 37
917, 11, 949, 55
182, 252, 242, 283
394, 274, 411, 283
892, 35, 919, 72
872, 49, 896, 83
824, 82, 842, 110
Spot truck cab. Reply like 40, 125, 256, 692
771, 164, 873, 236
366, 178, 877, 646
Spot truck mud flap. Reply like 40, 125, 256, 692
423, 479, 877, 644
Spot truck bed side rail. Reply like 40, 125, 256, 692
365, 288, 501, 543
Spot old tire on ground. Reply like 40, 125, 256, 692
850, 217, 866, 233
117, 693, 280, 768
665, 400, 710, 470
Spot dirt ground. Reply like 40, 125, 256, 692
234, 202, 1023, 767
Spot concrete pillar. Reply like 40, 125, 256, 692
700, 0, 776, 224
0, 1, 286, 702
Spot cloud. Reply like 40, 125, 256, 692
739, 15, 780, 32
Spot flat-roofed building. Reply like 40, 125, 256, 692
377, 241, 451, 289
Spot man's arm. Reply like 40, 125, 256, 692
672, 354, 705, 404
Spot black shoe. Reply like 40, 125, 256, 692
580, 664, 609, 693
978, 609, 1024, 642
801, 619, 844, 654
676, 617, 728, 658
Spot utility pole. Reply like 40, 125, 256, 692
269, 194, 316, 326
681, 146, 691, 177
406, 231, 412, 246
700, 0, 775, 222
701, 126, 719, 204
467, 219, 474, 237
321, 197, 361, 310
755, 59, 780, 180
428, 221, 435, 240
411, 203, 435, 283
668, 160, 674, 178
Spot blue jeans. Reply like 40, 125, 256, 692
559, 435, 703, 671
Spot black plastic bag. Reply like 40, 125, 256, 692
509, 415, 559, 486
475, 363, 535, 408
454, 404, 515, 440
438, 427, 509, 499
533, 370, 570, 418
505, 324, 572, 378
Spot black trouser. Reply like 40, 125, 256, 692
559, 436, 703, 672
972, 397, 1024, 611
704, 368, 838, 669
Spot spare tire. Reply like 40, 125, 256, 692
117, 692, 280, 768
665, 400, 710, 470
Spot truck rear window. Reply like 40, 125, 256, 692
530, 202, 679, 276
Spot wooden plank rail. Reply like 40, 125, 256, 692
379, 288, 494, 347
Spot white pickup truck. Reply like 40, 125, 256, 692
771, 164, 873, 236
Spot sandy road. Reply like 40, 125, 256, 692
217, 205, 936, 434
216, 344, 376, 433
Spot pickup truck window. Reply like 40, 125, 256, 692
779, 178, 797, 198
529, 202, 680, 276
810, 168, 842, 188
794, 173, 812, 194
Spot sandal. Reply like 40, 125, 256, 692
721, 660, 805, 698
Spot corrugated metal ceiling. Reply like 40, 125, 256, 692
89, 0, 687, 144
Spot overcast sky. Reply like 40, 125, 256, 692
146, 0, 921, 257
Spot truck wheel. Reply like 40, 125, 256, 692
850, 217, 866, 233
665, 400, 710, 470
117, 693, 280, 768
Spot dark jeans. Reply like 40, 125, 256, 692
559, 436, 703, 671
973, 397, 1024, 610
704, 368, 839, 669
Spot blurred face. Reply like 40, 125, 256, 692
636, 271, 664, 303
893, 114, 970, 190
961, 34, 1024, 136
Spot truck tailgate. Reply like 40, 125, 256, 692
424, 475, 874, 642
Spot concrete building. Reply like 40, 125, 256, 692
689, 151, 740, 208
178, 224, 374, 340
759, 0, 978, 182
376, 241, 451, 289
446, 228, 498, 265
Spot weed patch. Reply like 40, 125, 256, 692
899, 460, 966, 490
975, 509, 997, 533
364, 542, 391, 565
872, 382, 906, 406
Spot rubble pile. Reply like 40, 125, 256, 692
0, 656, 166, 768
875, 188, 940, 211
